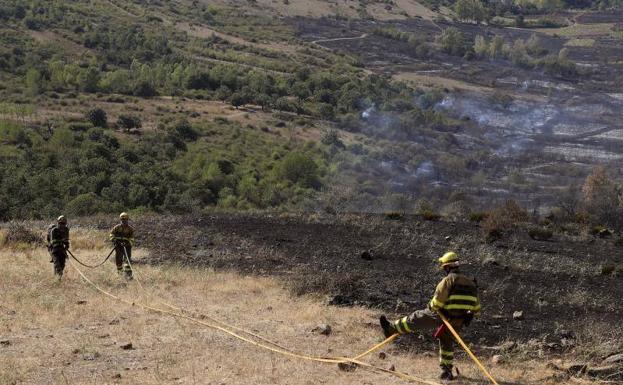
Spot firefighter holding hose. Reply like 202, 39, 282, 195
47, 215, 70, 281
109, 212, 134, 279
379, 251, 481, 380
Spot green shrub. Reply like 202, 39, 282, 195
65, 193, 106, 216
68, 121, 93, 131
0, 121, 30, 145
133, 81, 157, 97
321, 129, 344, 148
117, 115, 142, 131
86, 108, 107, 128
439, 27, 466, 56
277, 152, 320, 189
172, 119, 198, 140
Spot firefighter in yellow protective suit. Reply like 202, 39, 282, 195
379, 252, 481, 381
109, 212, 135, 279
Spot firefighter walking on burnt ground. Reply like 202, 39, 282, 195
379, 251, 481, 381
110, 212, 135, 279
47, 215, 70, 281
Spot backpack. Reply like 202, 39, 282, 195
46, 224, 56, 248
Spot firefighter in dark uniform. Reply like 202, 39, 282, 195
379, 252, 481, 380
109, 212, 134, 279
47, 215, 70, 281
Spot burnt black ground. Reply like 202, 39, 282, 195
125, 213, 623, 355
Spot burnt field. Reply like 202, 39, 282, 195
123, 213, 623, 356
290, 15, 623, 210
291, 16, 623, 93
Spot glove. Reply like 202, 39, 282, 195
463, 312, 474, 327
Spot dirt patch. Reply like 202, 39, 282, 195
393, 72, 495, 93
534, 23, 614, 37
248, 0, 359, 19
394, 0, 438, 21
177, 22, 250, 44
131, 213, 623, 355
576, 10, 623, 24
28, 31, 91, 56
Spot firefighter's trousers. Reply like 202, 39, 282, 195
51, 248, 67, 276
114, 243, 132, 271
392, 308, 463, 369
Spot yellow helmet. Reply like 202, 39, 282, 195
438, 251, 459, 269
57, 215, 67, 224
119, 212, 129, 220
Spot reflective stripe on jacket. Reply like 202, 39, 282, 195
110, 224, 135, 245
428, 272, 480, 317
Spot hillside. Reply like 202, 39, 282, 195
2, 1, 623, 383
1, 0, 623, 220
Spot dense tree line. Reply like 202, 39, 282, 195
0, 119, 325, 220
0, 1, 429, 123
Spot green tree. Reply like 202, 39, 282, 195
78, 67, 101, 93
277, 152, 320, 189
65, 193, 104, 216
454, 0, 471, 22
455, 0, 486, 24
439, 28, 465, 56
117, 115, 142, 131
172, 119, 198, 141
25, 68, 42, 96
133, 80, 156, 97
230, 92, 247, 109
489, 35, 505, 59
86, 108, 108, 128
474, 35, 489, 58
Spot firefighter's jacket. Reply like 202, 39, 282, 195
428, 271, 481, 318
48, 225, 70, 251
109, 224, 135, 246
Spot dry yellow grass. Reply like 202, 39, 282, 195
175, 22, 299, 54
564, 38, 596, 47
535, 23, 614, 37
28, 31, 92, 56
393, 72, 495, 94
0, 228, 567, 385
393, 0, 439, 21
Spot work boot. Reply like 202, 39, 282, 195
380, 315, 397, 338
439, 365, 454, 381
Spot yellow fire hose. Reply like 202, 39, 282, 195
122, 246, 297, 352
121, 247, 399, 356
438, 312, 500, 385
69, 258, 442, 385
